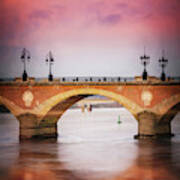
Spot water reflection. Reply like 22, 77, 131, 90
0, 109, 180, 180
5, 139, 180, 180
109, 140, 180, 180
6, 140, 82, 180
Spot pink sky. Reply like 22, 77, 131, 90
0, 0, 180, 77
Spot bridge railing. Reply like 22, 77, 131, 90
56, 76, 135, 83
171, 77, 180, 81
0, 76, 180, 83
0, 77, 134, 83
35, 77, 135, 83
0, 78, 14, 82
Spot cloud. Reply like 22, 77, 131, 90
29, 10, 52, 20
0, 0, 178, 51
98, 14, 122, 25
0, 0, 180, 77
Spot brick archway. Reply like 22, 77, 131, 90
1, 81, 180, 139
0, 96, 22, 118
159, 102, 180, 124
39, 88, 143, 125
152, 93, 180, 118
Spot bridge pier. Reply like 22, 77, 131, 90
20, 125, 57, 140
18, 113, 58, 140
135, 111, 173, 139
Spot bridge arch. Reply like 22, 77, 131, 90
0, 96, 23, 118
153, 93, 180, 118
39, 88, 142, 125
159, 102, 180, 126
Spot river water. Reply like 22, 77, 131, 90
0, 108, 180, 180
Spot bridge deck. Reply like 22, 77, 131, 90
0, 81, 180, 86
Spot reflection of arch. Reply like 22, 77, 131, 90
39, 88, 142, 124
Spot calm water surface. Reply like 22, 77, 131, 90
0, 108, 180, 180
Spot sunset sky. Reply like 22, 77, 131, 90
0, 0, 180, 78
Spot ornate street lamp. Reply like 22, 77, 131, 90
21, 48, 31, 81
140, 47, 150, 80
159, 50, 168, 81
46, 51, 54, 81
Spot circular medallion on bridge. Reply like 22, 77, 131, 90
141, 90, 153, 106
117, 86, 123, 91
22, 90, 34, 107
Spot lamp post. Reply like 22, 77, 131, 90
21, 48, 30, 81
159, 50, 168, 81
140, 47, 150, 80
46, 51, 54, 81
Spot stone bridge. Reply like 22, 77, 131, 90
0, 79, 180, 139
